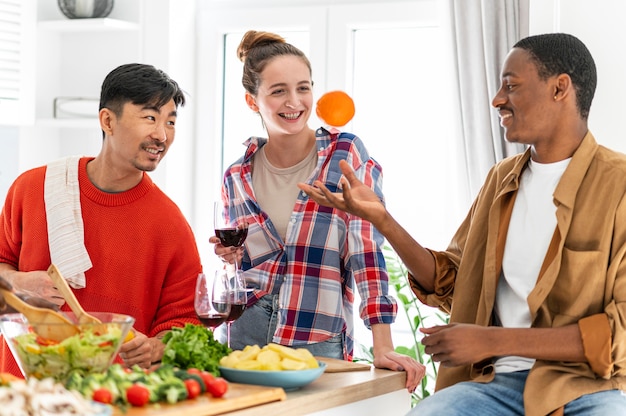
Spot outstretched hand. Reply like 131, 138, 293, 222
297, 159, 387, 226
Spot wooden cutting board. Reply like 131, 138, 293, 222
112, 382, 285, 416
314, 356, 371, 373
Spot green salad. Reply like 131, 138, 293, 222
11, 326, 123, 382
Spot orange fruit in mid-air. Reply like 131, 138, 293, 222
316, 90, 355, 127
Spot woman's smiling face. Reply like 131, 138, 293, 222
248, 54, 313, 136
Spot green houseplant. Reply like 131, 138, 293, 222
355, 244, 449, 406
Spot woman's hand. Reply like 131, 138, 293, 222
209, 236, 244, 266
373, 350, 426, 393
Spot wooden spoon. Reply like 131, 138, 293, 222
47, 264, 102, 325
0, 288, 78, 342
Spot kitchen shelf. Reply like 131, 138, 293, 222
38, 18, 140, 33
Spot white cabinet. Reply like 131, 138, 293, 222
35, 0, 142, 129
8, 0, 145, 172
6, 0, 198, 235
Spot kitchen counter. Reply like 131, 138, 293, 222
226, 366, 410, 415
112, 359, 411, 416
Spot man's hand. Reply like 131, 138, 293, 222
420, 324, 495, 367
0, 276, 60, 313
4, 270, 65, 307
0, 276, 11, 311
118, 330, 165, 369
297, 159, 387, 226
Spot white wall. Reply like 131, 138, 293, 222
0, 128, 19, 198
2, 0, 625, 252
529, 0, 626, 154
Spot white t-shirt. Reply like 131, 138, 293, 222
494, 157, 570, 373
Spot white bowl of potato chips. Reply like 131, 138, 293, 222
218, 343, 326, 390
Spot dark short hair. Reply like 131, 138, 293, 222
99, 63, 186, 116
513, 33, 596, 119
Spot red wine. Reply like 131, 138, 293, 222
197, 313, 227, 329
215, 227, 248, 247
226, 303, 246, 323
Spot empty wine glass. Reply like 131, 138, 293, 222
194, 271, 230, 335
214, 199, 248, 271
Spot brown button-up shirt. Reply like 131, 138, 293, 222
411, 132, 626, 415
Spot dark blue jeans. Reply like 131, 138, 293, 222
408, 370, 626, 415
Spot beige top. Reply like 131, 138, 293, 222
252, 145, 318, 240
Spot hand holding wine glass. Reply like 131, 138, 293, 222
194, 271, 230, 334
214, 199, 248, 270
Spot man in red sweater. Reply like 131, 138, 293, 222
0, 63, 203, 377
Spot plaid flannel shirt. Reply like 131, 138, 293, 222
221, 127, 397, 359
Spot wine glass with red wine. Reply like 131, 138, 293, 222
223, 268, 248, 347
214, 198, 249, 347
214, 199, 249, 270
194, 271, 230, 335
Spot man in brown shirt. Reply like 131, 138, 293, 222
299, 33, 626, 415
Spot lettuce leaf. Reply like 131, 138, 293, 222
161, 324, 231, 376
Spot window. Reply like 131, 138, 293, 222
196, 0, 466, 349
0, 0, 35, 125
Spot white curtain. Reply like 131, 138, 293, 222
448, 0, 529, 198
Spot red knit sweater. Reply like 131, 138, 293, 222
0, 157, 202, 376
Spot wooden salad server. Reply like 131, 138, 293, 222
0, 288, 78, 342
47, 264, 102, 325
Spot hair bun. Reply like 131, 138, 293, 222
237, 30, 286, 63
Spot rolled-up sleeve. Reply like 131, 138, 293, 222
578, 313, 612, 379
409, 249, 455, 314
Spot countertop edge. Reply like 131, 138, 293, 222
225, 368, 407, 416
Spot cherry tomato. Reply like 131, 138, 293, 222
199, 371, 215, 389
184, 379, 201, 399
187, 368, 202, 375
206, 377, 228, 398
126, 384, 150, 407
92, 388, 113, 404
35, 336, 59, 346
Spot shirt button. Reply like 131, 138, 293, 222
319, 146, 324, 151
290, 218, 297, 224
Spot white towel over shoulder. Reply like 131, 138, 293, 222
44, 155, 92, 289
